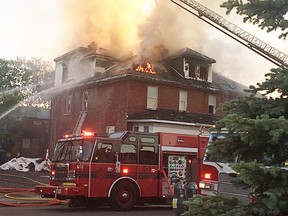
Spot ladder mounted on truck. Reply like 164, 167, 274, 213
171, 0, 288, 66
73, 111, 87, 135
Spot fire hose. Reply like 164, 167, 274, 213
0, 173, 66, 207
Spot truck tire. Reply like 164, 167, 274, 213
110, 181, 138, 211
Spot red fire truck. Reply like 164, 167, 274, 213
35, 130, 208, 210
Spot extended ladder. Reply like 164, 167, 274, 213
171, 0, 288, 66
73, 111, 87, 135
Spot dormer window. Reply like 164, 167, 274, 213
168, 48, 215, 82
183, 57, 210, 81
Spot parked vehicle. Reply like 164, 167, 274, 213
35, 130, 208, 210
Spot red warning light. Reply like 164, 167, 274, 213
81, 130, 96, 137
122, 168, 129, 174
203, 173, 212, 180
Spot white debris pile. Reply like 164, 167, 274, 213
0, 157, 50, 172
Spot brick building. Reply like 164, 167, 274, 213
49, 43, 247, 149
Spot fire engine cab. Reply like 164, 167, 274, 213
35, 130, 208, 210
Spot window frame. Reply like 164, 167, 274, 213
208, 95, 216, 114
179, 90, 188, 112
65, 95, 72, 114
81, 91, 89, 111
147, 86, 158, 110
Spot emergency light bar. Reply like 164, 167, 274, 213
62, 129, 97, 139
81, 130, 97, 137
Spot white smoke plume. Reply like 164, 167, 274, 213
1, 0, 286, 86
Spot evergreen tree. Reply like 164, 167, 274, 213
185, 1, 288, 215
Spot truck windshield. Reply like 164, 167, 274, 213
204, 132, 236, 163
51, 139, 94, 162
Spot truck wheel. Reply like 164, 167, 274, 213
110, 181, 138, 211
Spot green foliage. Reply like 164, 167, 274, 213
185, 164, 288, 216
184, 195, 250, 216
0, 57, 53, 111
0, 57, 53, 152
184, 2, 288, 215
221, 0, 288, 39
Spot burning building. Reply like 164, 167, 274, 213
49, 43, 247, 147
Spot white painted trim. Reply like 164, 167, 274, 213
127, 118, 212, 127
162, 146, 197, 153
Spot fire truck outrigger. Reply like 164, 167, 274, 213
35, 130, 208, 210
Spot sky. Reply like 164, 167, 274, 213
0, 0, 287, 87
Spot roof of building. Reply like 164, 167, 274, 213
12, 106, 50, 120
168, 48, 216, 63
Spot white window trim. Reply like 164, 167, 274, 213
147, 86, 158, 110
179, 90, 187, 112
208, 95, 216, 114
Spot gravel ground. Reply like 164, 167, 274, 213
0, 170, 50, 189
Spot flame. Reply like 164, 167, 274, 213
135, 61, 156, 74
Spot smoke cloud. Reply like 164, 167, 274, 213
1, 0, 286, 86
59, 0, 212, 62
59, 0, 154, 59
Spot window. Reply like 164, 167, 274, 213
144, 126, 149, 133
147, 86, 158, 110
94, 142, 114, 163
82, 91, 88, 111
62, 63, 68, 83
140, 145, 157, 165
208, 95, 216, 114
183, 58, 189, 78
133, 126, 139, 132
106, 126, 115, 134
139, 136, 158, 165
120, 144, 136, 164
179, 90, 187, 111
65, 95, 72, 114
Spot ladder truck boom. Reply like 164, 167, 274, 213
171, 0, 288, 66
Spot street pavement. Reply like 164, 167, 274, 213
0, 170, 51, 206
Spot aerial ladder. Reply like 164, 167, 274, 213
171, 0, 288, 66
